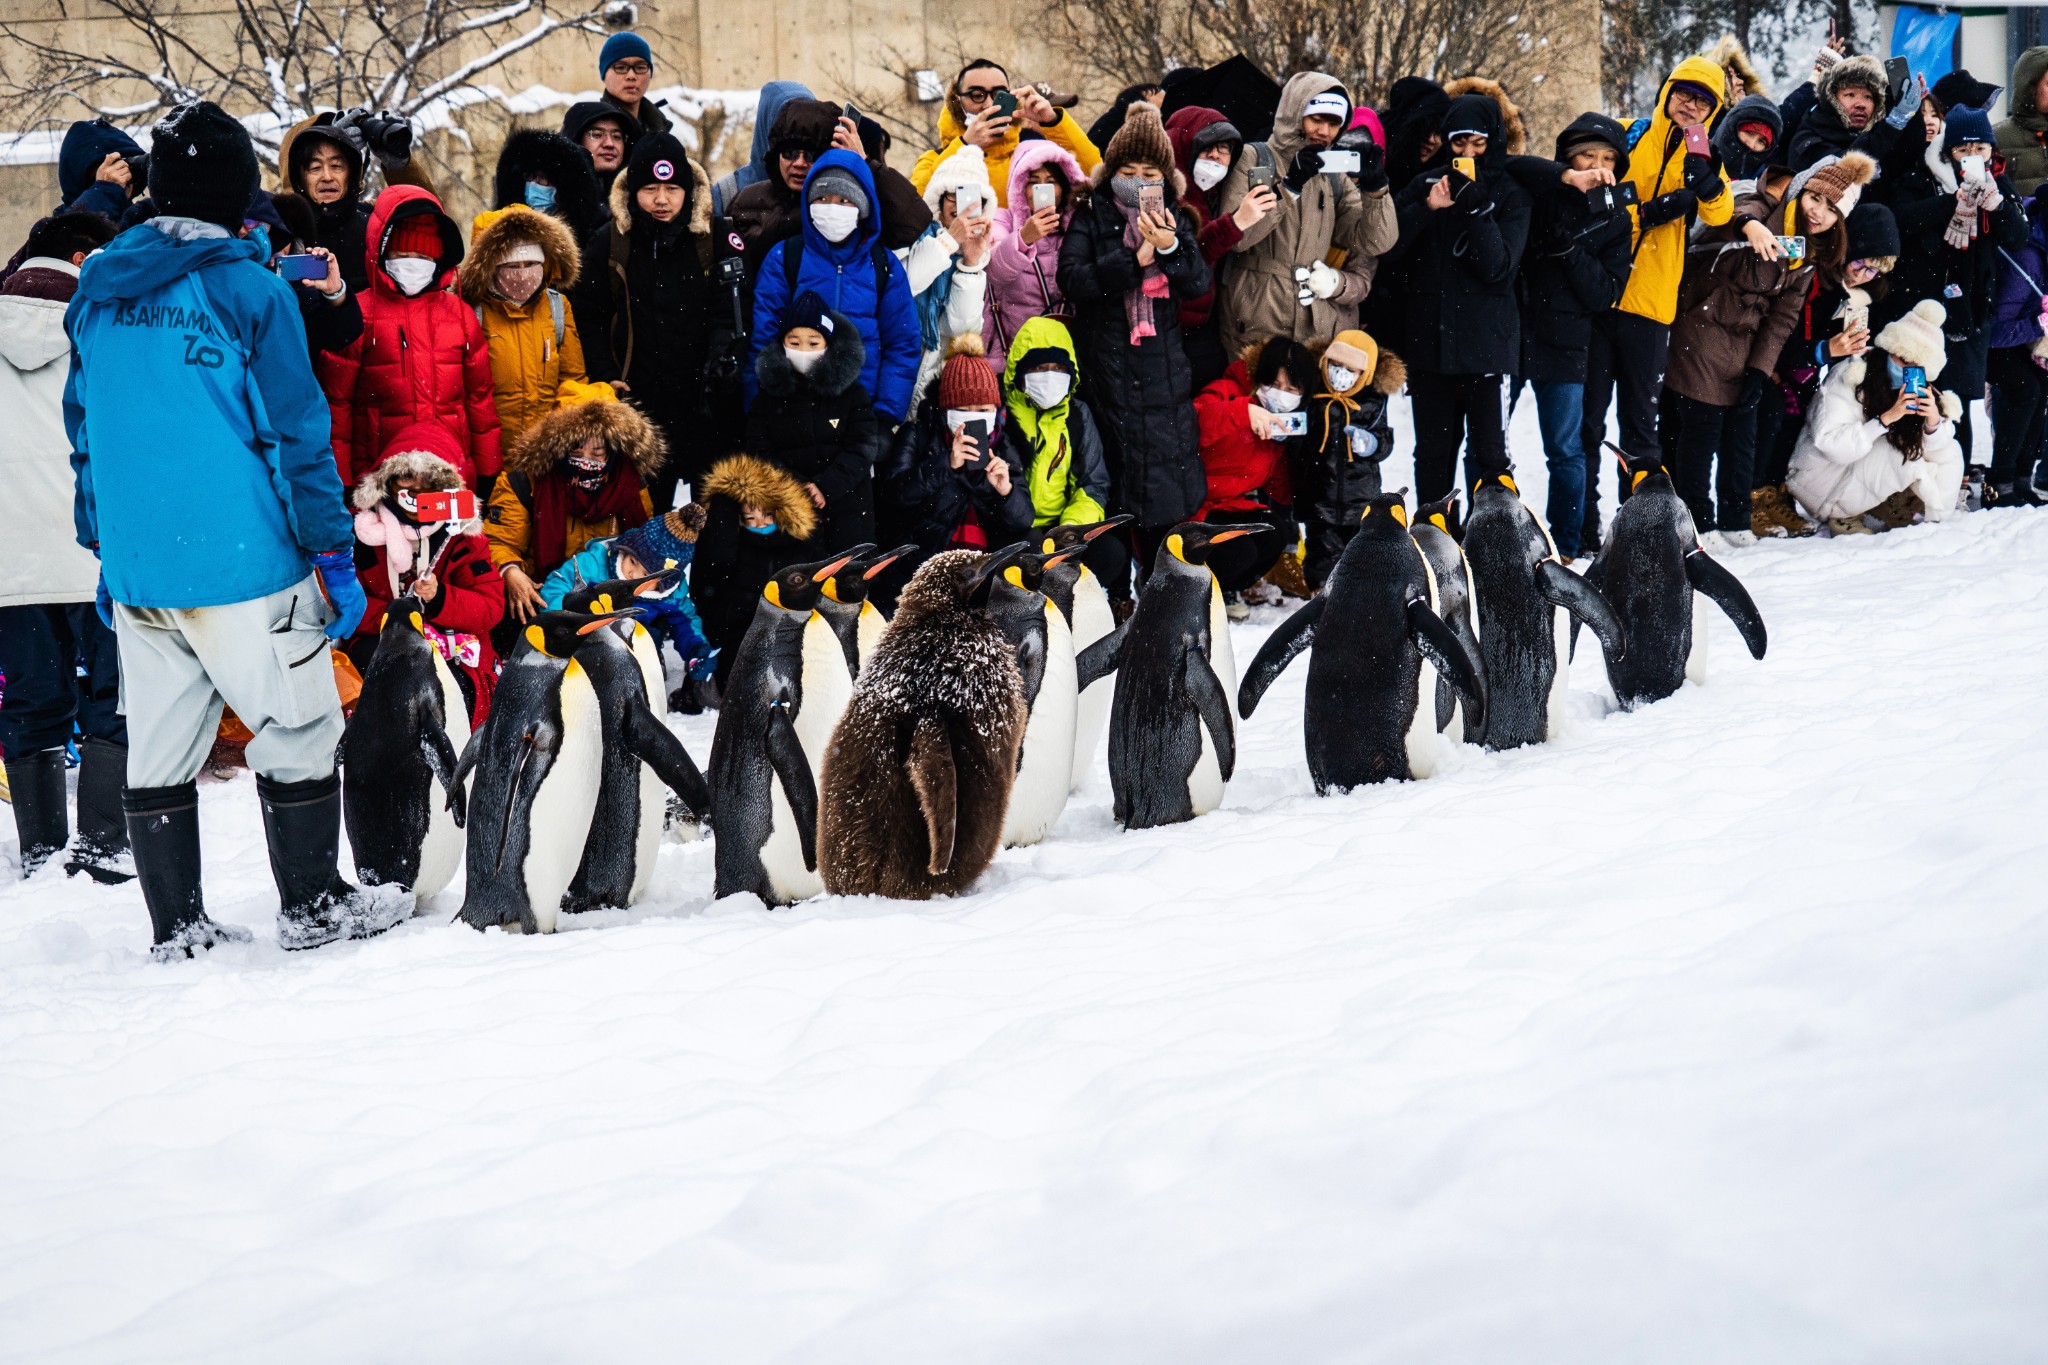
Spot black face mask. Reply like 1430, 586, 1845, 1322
567, 454, 609, 490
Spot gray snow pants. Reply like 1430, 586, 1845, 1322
114, 575, 343, 788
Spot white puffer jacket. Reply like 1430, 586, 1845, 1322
0, 263, 98, 606
1787, 356, 1965, 522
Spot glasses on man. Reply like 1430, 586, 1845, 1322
958, 86, 1001, 103
775, 142, 820, 163
609, 60, 652, 76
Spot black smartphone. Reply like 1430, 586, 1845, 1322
960, 418, 991, 469
1884, 56, 1911, 107
843, 101, 861, 123
275, 253, 329, 283
1247, 163, 1277, 191
989, 89, 1018, 122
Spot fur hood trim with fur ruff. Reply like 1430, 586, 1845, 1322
1443, 76, 1526, 155
1819, 54, 1888, 123
608, 153, 714, 237
1709, 35, 1770, 101
754, 305, 868, 398
697, 454, 819, 540
352, 444, 482, 541
458, 204, 580, 304
507, 396, 668, 480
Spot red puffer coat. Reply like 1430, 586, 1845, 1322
318, 186, 503, 490
1194, 360, 1293, 515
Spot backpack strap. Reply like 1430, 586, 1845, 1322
547, 288, 565, 348
871, 240, 893, 299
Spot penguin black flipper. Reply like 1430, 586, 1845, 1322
907, 716, 958, 877
763, 700, 820, 872
421, 725, 467, 829
1406, 597, 1488, 738
1185, 644, 1237, 782
1074, 619, 1129, 691
1536, 559, 1627, 661
1569, 556, 1606, 664
1237, 596, 1324, 719
623, 696, 712, 818
449, 729, 481, 815
1685, 550, 1769, 660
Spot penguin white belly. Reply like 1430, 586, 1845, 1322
411, 653, 471, 904
1068, 568, 1116, 790
1004, 605, 1077, 847
1543, 597, 1573, 741
1405, 659, 1440, 779
1186, 580, 1237, 818
761, 614, 855, 902
628, 622, 665, 703
1685, 590, 1710, 685
856, 600, 887, 672
522, 662, 605, 933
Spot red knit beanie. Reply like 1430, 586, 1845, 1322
937, 334, 1000, 407
387, 212, 442, 259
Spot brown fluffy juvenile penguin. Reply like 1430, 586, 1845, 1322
818, 548, 1028, 899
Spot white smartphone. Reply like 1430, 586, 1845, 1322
1273, 411, 1309, 438
1961, 154, 1988, 183
952, 185, 986, 220
1030, 182, 1059, 213
1318, 149, 1361, 175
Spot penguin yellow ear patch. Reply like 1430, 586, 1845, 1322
409, 611, 424, 633
524, 624, 548, 656
1166, 533, 1186, 562
1632, 470, 1649, 490
1360, 505, 1373, 519
595, 593, 614, 614
1429, 513, 1448, 531
1389, 503, 1409, 527
1041, 537, 1057, 555
1499, 474, 1519, 494
1003, 566, 1025, 588
764, 580, 782, 607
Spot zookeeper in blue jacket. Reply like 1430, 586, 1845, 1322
65, 101, 407, 960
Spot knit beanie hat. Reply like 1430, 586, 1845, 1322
808, 164, 871, 219
614, 506, 705, 573
780, 289, 837, 339
1844, 201, 1900, 261
1798, 150, 1876, 215
1102, 100, 1175, 175
599, 32, 653, 77
388, 212, 442, 258
1943, 105, 1996, 152
937, 333, 1001, 408
1301, 91, 1351, 123
624, 132, 690, 195
1875, 299, 1949, 378
148, 101, 260, 229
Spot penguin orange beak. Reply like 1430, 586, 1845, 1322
1042, 547, 1082, 567
862, 544, 917, 581
575, 608, 639, 635
810, 555, 854, 583
1206, 528, 1252, 545
1083, 514, 1134, 540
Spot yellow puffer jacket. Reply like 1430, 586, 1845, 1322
912, 103, 1100, 208
485, 394, 663, 581
459, 206, 607, 450
1618, 55, 1735, 325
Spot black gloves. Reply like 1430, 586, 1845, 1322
1683, 152, 1723, 200
1286, 145, 1325, 191
1353, 140, 1389, 193
1638, 188, 1698, 229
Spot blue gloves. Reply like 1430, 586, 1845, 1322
310, 548, 367, 640
94, 573, 115, 630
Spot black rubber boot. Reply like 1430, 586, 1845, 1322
257, 772, 411, 950
5, 748, 68, 877
125, 782, 251, 959
66, 737, 134, 884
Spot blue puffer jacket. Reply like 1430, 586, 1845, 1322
747, 150, 920, 420
540, 537, 713, 675
58, 120, 144, 220
66, 219, 353, 609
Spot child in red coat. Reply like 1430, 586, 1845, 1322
319, 185, 503, 492
347, 422, 507, 725
1192, 337, 1313, 598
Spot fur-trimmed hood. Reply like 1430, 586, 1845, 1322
1314, 331, 1406, 396
608, 152, 713, 237
697, 454, 819, 540
1819, 54, 1888, 126
1443, 76, 1526, 156
754, 303, 868, 397
492, 128, 605, 236
458, 204, 580, 303
1709, 35, 1770, 101
507, 396, 667, 480
352, 421, 482, 534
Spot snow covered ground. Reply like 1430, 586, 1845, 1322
4, 414, 2047, 1360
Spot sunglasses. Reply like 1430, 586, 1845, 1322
776, 142, 821, 162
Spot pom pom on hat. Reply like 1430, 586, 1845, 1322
937, 332, 1001, 409
1874, 299, 1950, 379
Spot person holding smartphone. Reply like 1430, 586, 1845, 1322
1212, 73, 1397, 351
1784, 53, 1917, 174
1165, 105, 1278, 390
984, 139, 1089, 369
1192, 337, 1313, 611
911, 58, 1101, 209
1787, 300, 1966, 532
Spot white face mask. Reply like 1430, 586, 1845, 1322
785, 346, 824, 373
1192, 158, 1229, 191
1325, 364, 1359, 392
810, 203, 861, 243
945, 408, 987, 432
385, 257, 438, 295
1021, 371, 1072, 409
1257, 385, 1301, 414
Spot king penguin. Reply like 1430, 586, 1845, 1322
706, 552, 856, 905
1239, 492, 1486, 791
815, 543, 912, 680
454, 609, 634, 933
986, 544, 1083, 846
818, 549, 1028, 898
1077, 521, 1259, 829
1581, 453, 1768, 708
557, 574, 713, 911
1409, 492, 1484, 742
340, 593, 470, 902
1461, 473, 1626, 750
1036, 515, 1132, 789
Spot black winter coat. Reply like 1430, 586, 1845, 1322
878, 399, 1034, 560
743, 325, 881, 552
1385, 166, 1532, 376
1786, 100, 1905, 175
296, 282, 364, 358
1514, 177, 1632, 382
573, 212, 714, 466
308, 198, 375, 296
1875, 166, 2027, 397
1057, 189, 1213, 528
